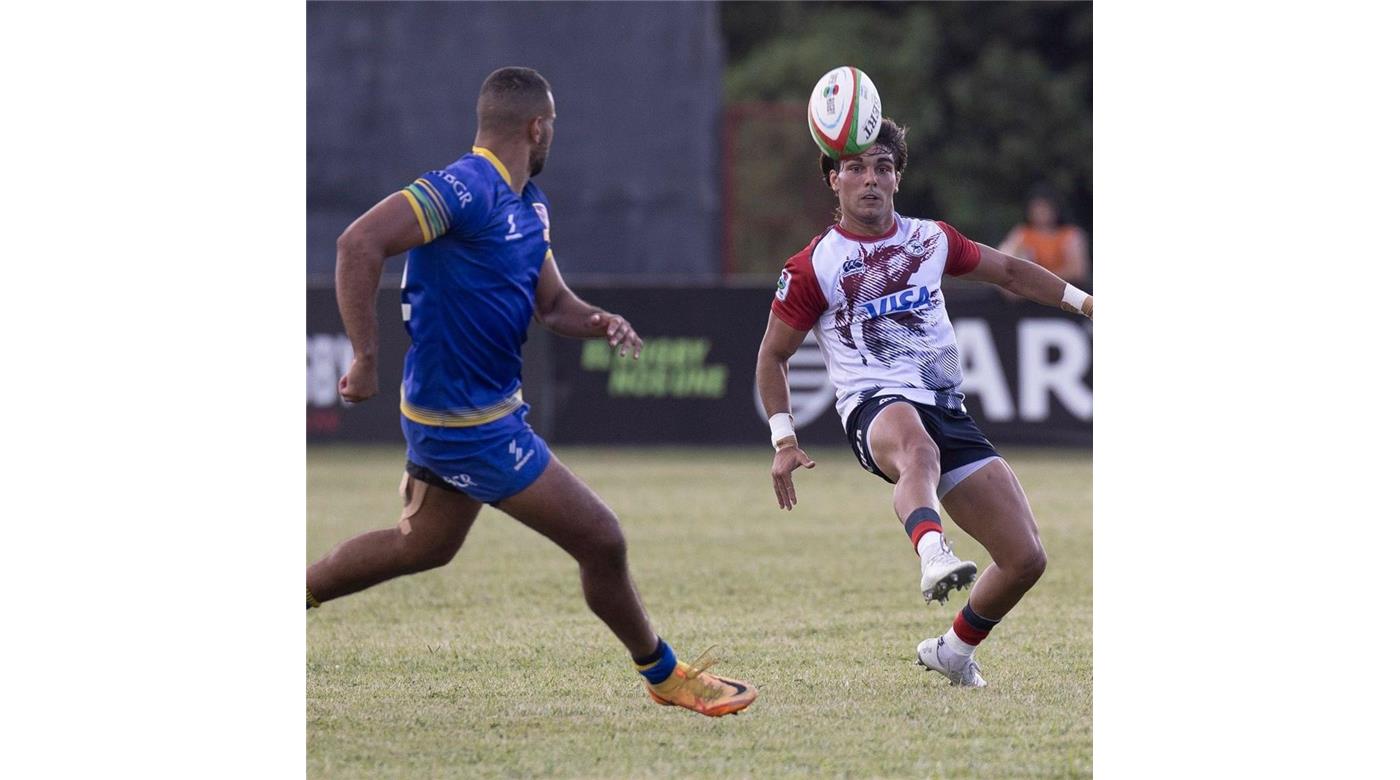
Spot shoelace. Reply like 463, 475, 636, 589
927, 545, 962, 566
678, 645, 730, 700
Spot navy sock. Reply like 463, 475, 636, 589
952, 604, 1000, 645
903, 506, 944, 551
634, 638, 677, 684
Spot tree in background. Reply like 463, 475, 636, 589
722, 1, 1090, 277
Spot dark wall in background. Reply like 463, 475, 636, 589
307, 1, 725, 280
307, 285, 1092, 447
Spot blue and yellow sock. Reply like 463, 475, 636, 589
634, 638, 677, 685
307, 587, 320, 609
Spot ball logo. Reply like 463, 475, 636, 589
808, 66, 883, 159
861, 94, 882, 139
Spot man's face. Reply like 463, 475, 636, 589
1028, 197, 1056, 228
528, 92, 556, 178
829, 144, 900, 224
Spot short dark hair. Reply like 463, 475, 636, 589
820, 117, 908, 183
1025, 182, 1065, 226
476, 67, 552, 135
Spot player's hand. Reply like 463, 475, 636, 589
771, 443, 816, 511
590, 312, 644, 359
339, 355, 379, 404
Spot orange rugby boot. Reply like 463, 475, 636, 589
644, 648, 757, 717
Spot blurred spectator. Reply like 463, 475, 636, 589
997, 185, 1088, 287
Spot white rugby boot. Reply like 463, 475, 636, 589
919, 538, 977, 605
916, 636, 987, 688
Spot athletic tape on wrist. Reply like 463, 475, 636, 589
769, 412, 796, 449
1061, 284, 1089, 313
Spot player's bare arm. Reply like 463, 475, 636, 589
335, 193, 430, 402
755, 312, 817, 510
962, 243, 1094, 319
533, 251, 644, 358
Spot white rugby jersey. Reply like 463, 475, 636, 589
770, 215, 983, 426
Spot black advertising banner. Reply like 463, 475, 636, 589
306, 288, 410, 442
308, 286, 1092, 446
546, 287, 774, 444
306, 287, 554, 443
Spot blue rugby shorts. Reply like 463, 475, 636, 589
401, 406, 552, 504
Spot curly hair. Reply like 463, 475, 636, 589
819, 117, 909, 184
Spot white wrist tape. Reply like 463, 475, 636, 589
1061, 284, 1089, 313
769, 412, 796, 449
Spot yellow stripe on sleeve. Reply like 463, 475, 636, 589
399, 190, 433, 243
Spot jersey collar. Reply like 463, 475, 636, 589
834, 215, 900, 242
472, 146, 513, 189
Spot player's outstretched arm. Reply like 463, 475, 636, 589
962, 243, 1094, 320
532, 251, 644, 358
756, 313, 817, 510
335, 193, 430, 402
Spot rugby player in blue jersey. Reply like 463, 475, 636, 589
306, 67, 755, 717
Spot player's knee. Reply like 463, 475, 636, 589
595, 530, 629, 572
580, 517, 629, 571
398, 529, 463, 572
899, 444, 940, 481
1010, 542, 1048, 586
417, 540, 461, 571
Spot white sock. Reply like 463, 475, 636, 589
917, 531, 947, 561
942, 627, 976, 657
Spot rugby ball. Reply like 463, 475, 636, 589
807, 66, 883, 159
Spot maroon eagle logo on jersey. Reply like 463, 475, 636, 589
832, 226, 956, 386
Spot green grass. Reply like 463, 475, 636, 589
308, 446, 1091, 778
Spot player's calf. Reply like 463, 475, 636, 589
306, 474, 478, 606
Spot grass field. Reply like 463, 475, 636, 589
307, 445, 1091, 778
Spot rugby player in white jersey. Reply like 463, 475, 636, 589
755, 118, 1092, 687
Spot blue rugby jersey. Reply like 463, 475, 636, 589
396, 146, 553, 427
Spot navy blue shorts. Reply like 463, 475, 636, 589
402, 406, 552, 504
845, 394, 1001, 494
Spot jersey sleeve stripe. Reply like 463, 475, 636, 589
415, 178, 452, 227
400, 181, 450, 242
408, 180, 451, 237
399, 190, 434, 243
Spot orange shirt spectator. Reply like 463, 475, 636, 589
998, 191, 1088, 284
